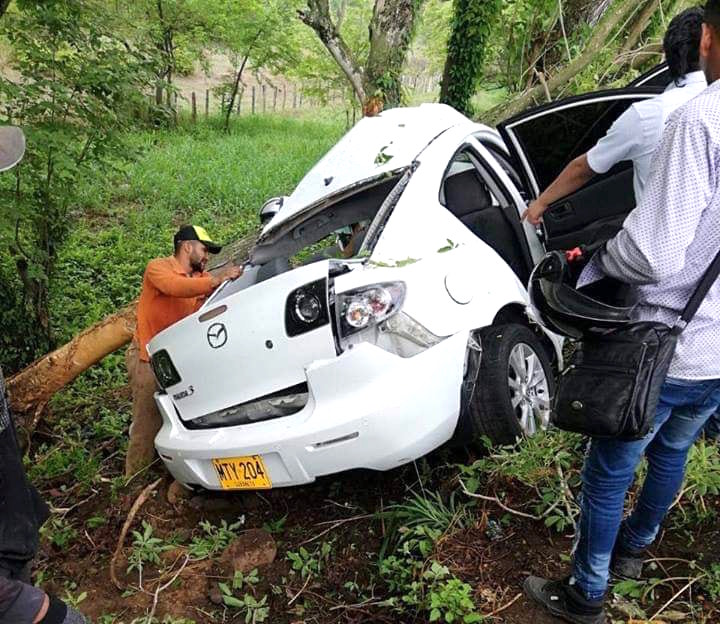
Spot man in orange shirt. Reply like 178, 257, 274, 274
125, 225, 242, 478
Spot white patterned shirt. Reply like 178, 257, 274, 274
579, 78, 720, 380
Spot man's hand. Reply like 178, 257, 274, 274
521, 199, 547, 225
211, 264, 243, 288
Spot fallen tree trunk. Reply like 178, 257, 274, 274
485, 0, 640, 124
8, 302, 137, 432
6, 233, 258, 435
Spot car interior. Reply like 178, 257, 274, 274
206, 175, 404, 305
441, 148, 533, 283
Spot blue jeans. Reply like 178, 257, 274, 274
572, 377, 720, 601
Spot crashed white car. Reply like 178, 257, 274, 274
148, 68, 669, 490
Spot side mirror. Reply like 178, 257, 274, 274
0, 126, 26, 172
259, 197, 285, 226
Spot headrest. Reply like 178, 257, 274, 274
444, 169, 492, 219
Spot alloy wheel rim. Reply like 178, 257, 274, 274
507, 342, 551, 436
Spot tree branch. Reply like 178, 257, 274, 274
621, 0, 660, 55
486, 0, 641, 123
298, 0, 366, 104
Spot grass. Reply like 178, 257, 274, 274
16, 113, 344, 405
54, 113, 345, 341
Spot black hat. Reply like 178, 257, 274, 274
174, 225, 222, 254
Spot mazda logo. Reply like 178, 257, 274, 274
207, 323, 228, 349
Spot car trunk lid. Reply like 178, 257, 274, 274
147, 261, 336, 422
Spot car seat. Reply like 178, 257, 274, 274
443, 169, 528, 281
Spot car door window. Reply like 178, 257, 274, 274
506, 96, 650, 194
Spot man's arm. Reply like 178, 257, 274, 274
146, 262, 241, 298
594, 115, 715, 284
523, 154, 595, 224
523, 105, 642, 225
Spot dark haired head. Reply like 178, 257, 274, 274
664, 7, 704, 84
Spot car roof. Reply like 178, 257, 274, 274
264, 103, 477, 231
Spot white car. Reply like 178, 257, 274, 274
147, 66, 671, 491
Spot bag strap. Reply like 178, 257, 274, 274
674, 248, 720, 334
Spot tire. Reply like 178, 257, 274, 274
463, 323, 555, 446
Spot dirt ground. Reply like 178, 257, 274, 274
35, 438, 720, 624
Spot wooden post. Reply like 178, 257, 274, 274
165, 87, 171, 107
282, 88, 286, 111
191, 92, 197, 122
262, 85, 266, 113
205, 89, 209, 117
252, 86, 256, 114
346, 110, 350, 129
221, 93, 226, 115
237, 88, 243, 114
293, 88, 297, 109
299, 92, 303, 108
273, 87, 277, 111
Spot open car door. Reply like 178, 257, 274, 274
497, 87, 662, 251
628, 62, 672, 88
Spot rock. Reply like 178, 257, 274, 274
208, 586, 223, 605
167, 480, 193, 505
222, 529, 277, 573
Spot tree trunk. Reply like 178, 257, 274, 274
224, 52, 252, 133
0, 0, 11, 19
7, 303, 137, 433
364, 0, 426, 112
298, 0, 367, 105
299, 0, 424, 116
486, 0, 639, 123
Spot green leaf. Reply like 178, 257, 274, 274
222, 594, 245, 608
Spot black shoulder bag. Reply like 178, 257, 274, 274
552, 249, 720, 440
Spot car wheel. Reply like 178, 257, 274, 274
464, 323, 555, 445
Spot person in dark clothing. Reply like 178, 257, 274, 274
0, 127, 87, 623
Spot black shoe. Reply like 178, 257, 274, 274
610, 543, 645, 580
523, 576, 607, 624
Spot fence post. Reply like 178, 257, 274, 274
205, 89, 209, 117
293, 87, 297, 109
299, 92, 303, 108
262, 85, 267, 113
191, 92, 197, 122
252, 86, 256, 114
273, 87, 277, 111
346, 110, 350, 129
282, 87, 286, 111
221, 93, 226, 115
237, 88, 243, 114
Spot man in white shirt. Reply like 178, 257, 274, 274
522, 7, 707, 226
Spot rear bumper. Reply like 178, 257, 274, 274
153, 332, 468, 489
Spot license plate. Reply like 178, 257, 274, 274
212, 455, 272, 490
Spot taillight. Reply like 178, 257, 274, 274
336, 282, 405, 339
284, 278, 330, 337
150, 349, 181, 390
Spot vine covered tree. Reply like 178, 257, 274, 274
439, 0, 501, 116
